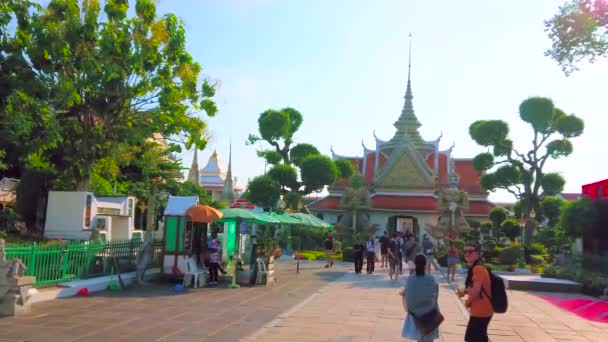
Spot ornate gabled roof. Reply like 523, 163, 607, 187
330, 145, 361, 160
374, 137, 434, 188
200, 149, 226, 187
361, 139, 373, 155
373, 130, 388, 147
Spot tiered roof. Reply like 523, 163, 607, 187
309, 38, 492, 216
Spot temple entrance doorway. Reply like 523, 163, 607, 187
387, 215, 419, 237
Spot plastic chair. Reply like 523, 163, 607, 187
255, 258, 267, 286
183, 257, 206, 288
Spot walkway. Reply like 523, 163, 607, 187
0, 261, 348, 342
246, 266, 608, 342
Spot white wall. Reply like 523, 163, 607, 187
45, 191, 92, 240
111, 216, 130, 240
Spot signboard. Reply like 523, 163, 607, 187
396, 217, 414, 233
240, 221, 247, 234
183, 222, 193, 254
225, 221, 237, 256
97, 207, 121, 216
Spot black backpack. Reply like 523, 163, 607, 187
480, 266, 508, 313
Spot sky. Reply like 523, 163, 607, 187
154, 0, 608, 203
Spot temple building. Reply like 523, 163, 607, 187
187, 146, 242, 203
308, 50, 494, 237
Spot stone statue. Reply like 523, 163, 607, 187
1, 238, 34, 316
426, 180, 471, 243
134, 231, 154, 286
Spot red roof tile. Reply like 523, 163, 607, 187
465, 200, 494, 215
425, 152, 449, 187
454, 160, 483, 193
308, 196, 342, 210
371, 195, 437, 211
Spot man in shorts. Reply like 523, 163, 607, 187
379, 231, 390, 268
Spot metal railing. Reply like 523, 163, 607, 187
4, 239, 163, 286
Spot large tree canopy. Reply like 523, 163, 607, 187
0, 0, 217, 190
1, 0, 218, 227
469, 97, 583, 246
545, 0, 608, 74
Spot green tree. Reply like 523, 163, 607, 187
247, 107, 339, 209
245, 175, 281, 210
540, 196, 567, 228
1, 0, 217, 226
469, 97, 584, 246
334, 158, 355, 179
545, 0, 608, 74
560, 197, 596, 237
500, 218, 522, 242
489, 206, 508, 237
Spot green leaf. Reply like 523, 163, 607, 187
290, 143, 320, 167
472, 153, 494, 171
541, 173, 565, 196
556, 114, 584, 138
519, 97, 556, 133
469, 120, 510, 147
300, 155, 338, 193
546, 139, 573, 158
334, 158, 356, 179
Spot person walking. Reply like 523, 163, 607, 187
404, 235, 419, 275
353, 237, 364, 274
398, 233, 405, 274
399, 254, 441, 341
379, 231, 390, 268
324, 235, 334, 268
422, 234, 435, 272
446, 241, 459, 282
458, 243, 493, 342
208, 243, 221, 286
388, 233, 401, 280
365, 235, 376, 274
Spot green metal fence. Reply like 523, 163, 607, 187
5, 239, 163, 286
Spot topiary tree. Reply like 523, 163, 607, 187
469, 97, 584, 246
540, 196, 567, 228
500, 218, 522, 242
334, 158, 355, 179
489, 206, 508, 237
545, 0, 608, 75
247, 107, 340, 209
245, 175, 281, 210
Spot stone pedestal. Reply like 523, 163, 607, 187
0, 276, 35, 317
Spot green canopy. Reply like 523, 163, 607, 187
254, 212, 282, 225
215, 208, 278, 224
267, 212, 303, 225
289, 212, 334, 230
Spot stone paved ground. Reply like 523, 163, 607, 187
0, 261, 348, 342
247, 266, 608, 342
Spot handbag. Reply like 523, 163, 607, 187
409, 307, 445, 336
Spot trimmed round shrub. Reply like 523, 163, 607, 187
498, 245, 522, 265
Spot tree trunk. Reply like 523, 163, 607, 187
76, 176, 91, 191
146, 187, 158, 231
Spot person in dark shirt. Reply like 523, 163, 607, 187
352, 237, 364, 274
365, 235, 376, 274
379, 231, 390, 268
324, 235, 334, 268
388, 233, 401, 280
